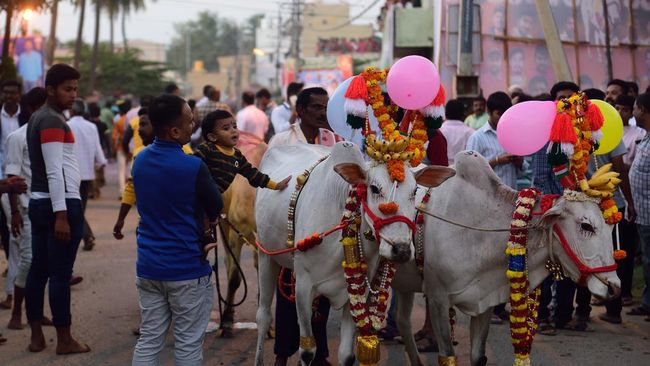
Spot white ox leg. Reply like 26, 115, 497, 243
295, 276, 317, 366
469, 310, 491, 366
394, 290, 422, 366
338, 302, 356, 366
254, 253, 280, 366
425, 288, 456, 363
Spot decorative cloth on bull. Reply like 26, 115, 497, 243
545, 92, 622, 227
506, 188, 541, 366
344, 67, 443, 182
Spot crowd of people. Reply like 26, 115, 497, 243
1, 59, 650, 366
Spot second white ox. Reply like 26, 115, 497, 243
254, 141, 454, 366
392, 151, 621, 366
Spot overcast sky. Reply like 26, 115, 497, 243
25, 0, 381, 46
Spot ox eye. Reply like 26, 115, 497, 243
580, 222, 595, 237
370, 184, 382, 196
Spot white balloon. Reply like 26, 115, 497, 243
326, 76, 381, 147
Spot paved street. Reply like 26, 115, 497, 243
1, 163, 650, 366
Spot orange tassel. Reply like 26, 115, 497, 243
549, 113, 577, 144
613, 250, 627, 261
432, 83, 446, 106
344, 75, 369, 101
586, 101, 604, 131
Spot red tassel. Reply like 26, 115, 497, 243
549, 113, 577, 144
586, 101, 604, 131
432, 83, 446, 106
344, 75, 368, 101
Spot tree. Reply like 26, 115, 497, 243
119, 0, 145, 52
104, 0, 119, 52
73, 0, 86, 69
89, 0, 101, 91
45, 0, 58, 65
59, 40, 168, 96
166, 11, 262, 73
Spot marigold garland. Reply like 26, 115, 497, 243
506, 188, 541, 366
546, 92, 622, 226
340, 186, 396, 365
345, 66, 439, 181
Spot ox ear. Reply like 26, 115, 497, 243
415, 166, 456, 188
334, 163, 366, 185
540, 199, 565, 227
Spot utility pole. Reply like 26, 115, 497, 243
534, 0, 572, 81
275, 8, 282, 92
602, 0, 613, 81
291, 0, 302, 79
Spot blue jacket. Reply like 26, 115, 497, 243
133, 139, 222, 281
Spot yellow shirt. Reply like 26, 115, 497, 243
121, 143, 194, 206
129, 116, 144, 153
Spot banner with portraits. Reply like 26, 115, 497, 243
437, 0, 650, 96
0, 35, 45, 92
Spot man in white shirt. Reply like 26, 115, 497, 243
236, 91, 269, 141
267, 87, 332, 366
270, 82, 303, 134
68, 99, 107, 251
439, 99, 475, 165
1, 80, 23, 174
617, 94, 647, 168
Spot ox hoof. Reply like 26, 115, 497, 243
343, 355, 355, 366
474, 356, 487, 366
218, 327, 234, 338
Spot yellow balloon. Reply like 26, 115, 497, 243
592, 99, 623, 155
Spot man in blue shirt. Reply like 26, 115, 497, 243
131, 94, 222, 366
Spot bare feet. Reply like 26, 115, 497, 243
8, 316, 23, 330
28, 333, 46, 352
56, 338, 91, 355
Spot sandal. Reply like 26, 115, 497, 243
562, 318, 593, 332
538, 321, 557, 336
626, 307, 650, 316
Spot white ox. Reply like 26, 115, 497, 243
392, 151, 621, 366
254, 142, 454, 366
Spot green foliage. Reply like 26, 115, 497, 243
0, 56, 18, 80
166, 11, 262, 73
59, 41, 168, 96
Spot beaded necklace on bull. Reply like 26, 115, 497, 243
506, 92, 625, 366
341, 67, 445, 365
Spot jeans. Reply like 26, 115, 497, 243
605, 215, 638, 316
1, 196, 32, 289
132, 275, 213, 366
25, 198, 83, 327
79, 180, 95, 243
638, 224, 650, 310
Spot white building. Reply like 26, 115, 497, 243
254, 13, 291, 91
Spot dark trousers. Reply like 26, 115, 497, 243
538, 276, 553, 321
0, 205, 9, 259
554, 277, 592, 326
79, 180, 95, 243
605, 216, 638, 316
274, 268, 330, 359
25, 198, 83, 327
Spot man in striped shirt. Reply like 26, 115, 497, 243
466, 91, 523, 190
629, 92, 650, 320
24, 64, 90, 354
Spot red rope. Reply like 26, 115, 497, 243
277, 267, 296, 302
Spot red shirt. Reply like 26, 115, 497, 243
426, 129, 449, 166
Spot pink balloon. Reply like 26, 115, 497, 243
386, 56, 440, 110
496, 101, 556, 156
